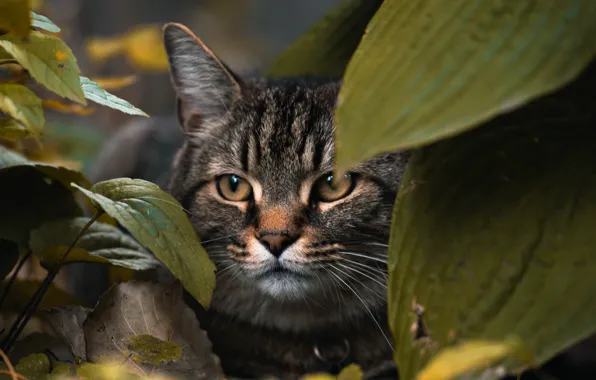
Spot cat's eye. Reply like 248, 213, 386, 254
216, 174, 252, 202
312, 172, 357, 203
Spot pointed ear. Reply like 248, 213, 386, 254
163, 23, 242, 134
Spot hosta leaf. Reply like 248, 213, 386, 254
388, 87, 596, 379
31, 11, 61, 33
80, 76, 148, 116
72, 178, 215, 308
0, 83, 45, 135
0, 31, 86, 104
0, 0, 30, 38
334, 0, 596, 170
0, 239, 19, 282
266, 0, 382, 78
0, 145, 88, 244
30, 217, 161, 271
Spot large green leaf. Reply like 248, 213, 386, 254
0, 118, 30, 140
72, 179, 215, 308
0, 239, 19, 282
0, 146, 89, 245
334, 0, 596, 171
265, 0, 382, 78
388, 100, 596, 378
0, 83, 45, 136
0, 0, 30, 38
0, 31, 86, 104
30, 217, 161, 271
31, 12, 61, 33
80, 76, 148, 116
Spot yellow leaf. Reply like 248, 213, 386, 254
337, 364, 364, 380
26, 141, 83, 170
0, 0, 31, 38
30, 0, 43, 11
301, 374, 336, 380
43, 99, 95, 115
0, 117, 29, 140
85, 25, 169, 71
90, 75, 137, 90
0, 83, 44, 135
416, 339, 532, 380
0, 31, 86, 104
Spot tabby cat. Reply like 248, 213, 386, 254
160, 23, 408, 378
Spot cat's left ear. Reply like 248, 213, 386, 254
163, 23, 242, 134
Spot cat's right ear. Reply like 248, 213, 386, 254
163, 23, 242, 135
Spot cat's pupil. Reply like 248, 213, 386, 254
229, 175, 240, 192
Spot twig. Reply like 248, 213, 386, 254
0, 250, 32, 311
0, 348, 18, 380
1, 211, 103, 351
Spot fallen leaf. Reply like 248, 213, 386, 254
41, 305, 91, 360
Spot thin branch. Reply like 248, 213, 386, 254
0, 250, 32, 310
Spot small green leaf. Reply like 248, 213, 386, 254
126, 334, 182, 366
0, 118, 30, 140
0, 239, 19, 282
388, 114, 596, 378
14, 353, 51, 380
31, 12, 61, 33
334, 0, 596, 170
80, 76, 148, 116
0, 83, 45, 135
0, 0, 30, 38
72, 179, 215, 308
337, 364, 364, 380
0, 31, 86, 104
0, 145, 88, 244
30, 216, 161, 271
266, 0, 382, 78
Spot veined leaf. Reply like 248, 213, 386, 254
0, 0, 30, 38
0, 83, 45, 135
0, 145, 88, 244
72, 179, 215, 308
388, 84, 596, 378
266, 0, 382, 78
30, 217, 161, 271
80, 76, 148, 117
334, 0, 596, 170
0, 118, 30, 140
0, 31, 86, 104
31, 11, 61, 33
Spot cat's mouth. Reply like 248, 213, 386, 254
255, 261, 309, 280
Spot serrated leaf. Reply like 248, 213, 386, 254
0, 31, 86, 104
388, 96, 596, 378
30, 216, 161, 271
334, 0, 596, 171
0, 0, 30, 38
0, 239, 19, 282
31, 12, 61, 33
0, 83, 45, 135
72, 179, 215, 308
416, 339, 530, 380
80, 76, 148, 117
83, 282, 224, 379
0, 118, 30, 140
266, 0, 382, 78
0, 145, 89, 244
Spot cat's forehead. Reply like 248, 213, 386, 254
213, 82, 338, 181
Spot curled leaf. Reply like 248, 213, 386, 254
31, 12, 61, 33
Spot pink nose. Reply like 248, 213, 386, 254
258, 234, 296, 257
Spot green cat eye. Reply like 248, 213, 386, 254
216, 174, 253, 202
313, 172, 357, 203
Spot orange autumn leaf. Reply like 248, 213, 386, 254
90, 75, 137, 90
43, 99, 95, 116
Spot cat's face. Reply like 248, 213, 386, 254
163, 24, 408, 326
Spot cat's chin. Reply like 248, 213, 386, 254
255, 270, 317, 300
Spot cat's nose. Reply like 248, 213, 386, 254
258, 234, 297, 257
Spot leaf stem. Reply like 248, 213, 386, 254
0, 250, 32, 311
0, 211, 104, 351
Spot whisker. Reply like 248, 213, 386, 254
326, 267, 394, 351
337, 263, 387, 290
332, 264, 386, 302
339, 251, 388, 265
340, 258, 388, 279
202, 233, 240, 244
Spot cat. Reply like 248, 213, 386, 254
160, 23, 409, 378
